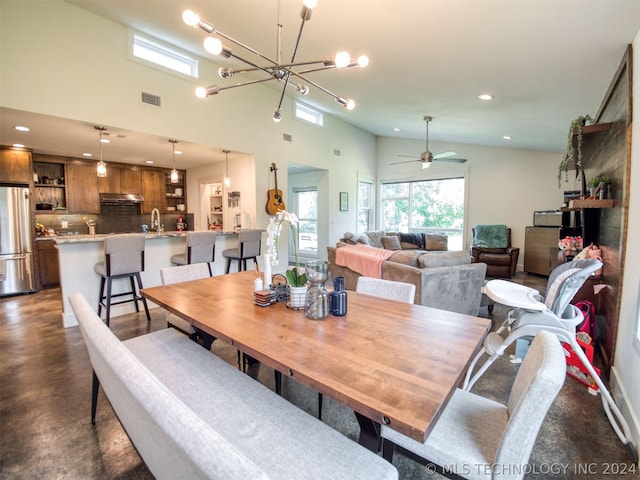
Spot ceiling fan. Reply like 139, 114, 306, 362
391, 116, 467, 169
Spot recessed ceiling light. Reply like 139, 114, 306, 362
393, 128, 400, 132
145, 160, 154, 164
14, 125, 30, 132
478, 94, 494, 101
175, 150, 183, 155
99, 138, 110, 144
503, 135, 512, 140
12, 143, 25, 148
83, 153, 93, 157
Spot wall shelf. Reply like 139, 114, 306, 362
565, 198, 614, 209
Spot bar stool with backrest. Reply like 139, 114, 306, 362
170, 231, 217, 275
222, 229, 262, 273
94, 234, 150, 327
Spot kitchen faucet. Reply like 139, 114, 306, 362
150, 208, 160, 231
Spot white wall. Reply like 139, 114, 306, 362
611, 31, 640, 458
377, 136, 564, 267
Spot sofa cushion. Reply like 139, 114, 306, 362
343, 232, 370, 245
382, 235, 402, 250
389, 250, 424, 267
365, 230, 387, 249
425, 234, 448, 251
418, 251, 471, 268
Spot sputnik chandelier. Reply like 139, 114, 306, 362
182, 0, 369, 122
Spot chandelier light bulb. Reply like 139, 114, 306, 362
303, 0, 318, 8
273, 109, 283, 122
357, 55, 369, 67
204, 36, 223, 55
334, 51, 351, 68
195, 86, 207, 98
346, 98, 356, 110
182, 10, 199, 27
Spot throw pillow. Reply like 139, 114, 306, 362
364, 230, 387, 249
418, 251, 471, 268
381, 235, 402, 250
342, 232, 370, 245
425, 234, 448, 251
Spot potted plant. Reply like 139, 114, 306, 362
588, 175, 611, 199
558, 114, 593, 187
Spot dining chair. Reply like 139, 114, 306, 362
381, 330, 566, 479
222, 229, 262, 273
355, 277, 416, 304
160, 263, 245, 370
170, 231, 217, 275
315, 277, 416, 420
94, 234, 150, 327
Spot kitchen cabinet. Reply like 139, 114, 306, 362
36, 239, 60, 288
66, 163, 99, 213
0, 147, 32, 184
98, 165, 142, 194
34, 161, 67, 212
141, 170, 166, 214
165, 170, 187, 213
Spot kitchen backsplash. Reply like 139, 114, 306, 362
35, 213, 194, 236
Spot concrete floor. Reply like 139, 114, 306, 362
1, 274, 637, 479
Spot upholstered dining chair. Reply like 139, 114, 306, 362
222, 229, 262, 273
170, 231, 217, 275
381, 330, 566, 480
160, 263, 211, 344
315, 277, 416, 420
94, 234, 150, 327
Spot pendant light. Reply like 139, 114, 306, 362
95, 126, 107, 178
223, 149, 231, 187
169, 139, 179, 183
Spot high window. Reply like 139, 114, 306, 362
381, 177, 465, 249
295, 102, 324, 126
132, 33, 198, 78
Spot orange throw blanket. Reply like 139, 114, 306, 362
335, 244, 395, 278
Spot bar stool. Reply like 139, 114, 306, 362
222, 229, 262, 273
170, 231, 217, 275
94, 234, 150, 327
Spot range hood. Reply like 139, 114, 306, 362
99, 193, 144, 205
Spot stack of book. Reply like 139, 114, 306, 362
253, 289, 277, 307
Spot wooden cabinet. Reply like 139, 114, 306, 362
36, 239, 60, 288
524, 227, 560, 276
1, 147, 32, 184
66, 163, 99, 213
98, 165, 142, 194
141, 170, 166, 213
34, 161, 66, 212
120, 168, 142, 194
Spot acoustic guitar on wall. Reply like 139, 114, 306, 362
266, 162, 285, 215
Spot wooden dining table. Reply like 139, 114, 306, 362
142, 270, 491, 449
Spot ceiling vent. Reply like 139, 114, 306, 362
333, 149, 341, 157
283, 133, 293, 143
141, 92, 161, 107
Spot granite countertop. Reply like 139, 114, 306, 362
52, 230, 240, 244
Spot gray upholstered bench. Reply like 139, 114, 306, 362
69, 293, 397, 480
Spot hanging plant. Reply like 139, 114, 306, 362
558, 114, 593, 187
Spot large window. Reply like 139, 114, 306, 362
293, 188, 318, 257
357, 179, 374, 232
381, 177, 465, 249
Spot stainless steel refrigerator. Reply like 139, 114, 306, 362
0, 186, 36, 296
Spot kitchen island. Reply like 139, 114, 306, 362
55, 231, 252, 327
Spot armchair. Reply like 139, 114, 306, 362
471, 226, 519, 278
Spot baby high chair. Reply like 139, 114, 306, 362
463, 259, 636, 459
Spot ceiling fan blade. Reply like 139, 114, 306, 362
434, 157, 467, 164
396, 154, 420, 159
433, 150, 458, 159
390, 159, 421, 165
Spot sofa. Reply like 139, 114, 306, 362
328, 231, 487, 316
